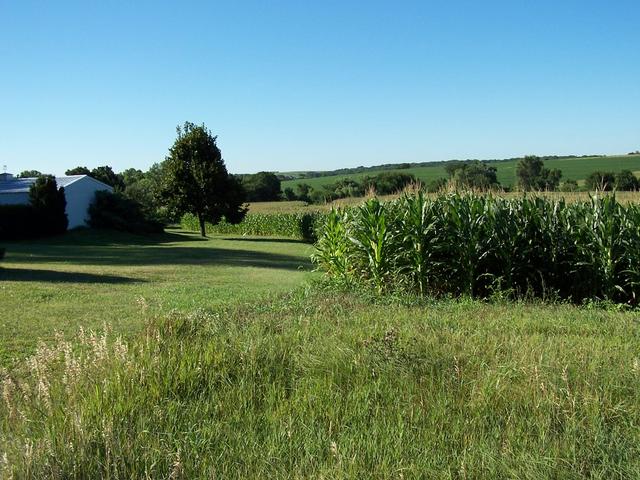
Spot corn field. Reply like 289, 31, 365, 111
313, 193, 640, 304
181, 212, 325, 241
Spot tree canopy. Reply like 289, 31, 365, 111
161, 122, 247, 236
451, 162, 499, 190
65, 166, 91, 176
614, 170, 639, 191
239, 172, 282, 202
91, 166, 125, 191
516, 156, 562, 191
17, 170, 42, 178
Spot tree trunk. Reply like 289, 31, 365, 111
198, 213, 207, 238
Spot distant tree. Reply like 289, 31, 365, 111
283, 187, 296, 201
91, 166, 125, 191
296, 183, 312, 203
121, 168, 145, 188
540, 168, 562, 191
17, 170, 42, 178
65, 166, 91, 176
452, 161, 499, 190
444, 161, 465, 178
160, 122, 247, 237
614, 170, 639, 191
362, 172, 417, 195
516, 155, 562, 191
309, 189, 327, 204
322, 178, 364, 201
585, 171, 615, 191
240, 172, 282, 202
28, 175, 68, 234
560, 179, 579, 192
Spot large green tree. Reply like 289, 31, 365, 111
161, 122, 247, 237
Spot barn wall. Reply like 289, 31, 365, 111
64, 179, 113, 228
0, 192, 30, 205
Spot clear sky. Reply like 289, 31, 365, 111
1, 1, 638, 175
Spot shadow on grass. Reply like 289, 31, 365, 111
0, 229, 312, 271
0, 267, 143, 284
6, 247, 311, 270
221, 237, 309, 244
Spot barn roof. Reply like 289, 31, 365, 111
0, 175, 110, 194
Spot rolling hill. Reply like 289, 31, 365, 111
280, 154, 640, 190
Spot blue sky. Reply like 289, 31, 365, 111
1, 1, 638, 175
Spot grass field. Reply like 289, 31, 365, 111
0, 228, 314, 365
280, 154, 640, 190
1, 228, 639, 477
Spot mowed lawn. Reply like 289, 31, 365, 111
0, 228, 314, 365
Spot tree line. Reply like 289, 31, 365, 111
14, 127, 640, 238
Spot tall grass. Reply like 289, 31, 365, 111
2, 291, 639, 478
313, 192, 640, 304
181, 212, 325, 241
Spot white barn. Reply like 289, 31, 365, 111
0, 174, 113, 229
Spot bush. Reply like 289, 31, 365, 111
313, 193, 640, 304
89, 191, 164, 234
181, 212, 325, 242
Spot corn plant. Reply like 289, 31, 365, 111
313, 192, 640, 305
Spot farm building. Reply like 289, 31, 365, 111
0, 174, 113, 228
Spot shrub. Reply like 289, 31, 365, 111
89, 191, 164, 234
313, 193, 640, 305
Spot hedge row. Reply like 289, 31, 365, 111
181, 212, 325, 242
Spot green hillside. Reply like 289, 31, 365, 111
281, 154, 640, 190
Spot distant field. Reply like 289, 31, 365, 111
249, 191, 640, 214
281, 154, 640, 190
